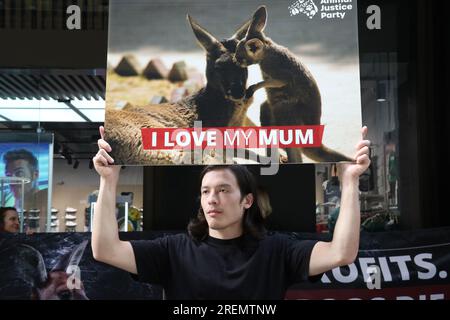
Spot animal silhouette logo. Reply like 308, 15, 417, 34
288, 0, 319, 19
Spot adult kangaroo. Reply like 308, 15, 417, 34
106, 15, 264, 165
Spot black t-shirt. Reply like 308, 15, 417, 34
130, 232, 318, 300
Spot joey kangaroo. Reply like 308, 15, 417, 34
106, 16, 266, 165
234, 6, 352, 163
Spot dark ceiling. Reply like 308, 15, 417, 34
0, 69, 106, 101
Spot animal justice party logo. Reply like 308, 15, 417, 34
289, 0, 354, 20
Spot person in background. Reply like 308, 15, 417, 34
3, 149, 40, 205
0, 207, 19, 233
3, 149, 47, 232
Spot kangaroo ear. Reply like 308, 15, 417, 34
230, 19, 251, 41
247, 6, 267, 37
51, 240, 88, 273
247, 38, 264, 55
66, 240, 88, 271
187, 14, 225, 54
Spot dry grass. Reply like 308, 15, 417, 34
105, 71, 180, 109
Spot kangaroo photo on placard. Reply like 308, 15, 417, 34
105, 0, 362, 165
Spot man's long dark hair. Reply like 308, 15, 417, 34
187, 165, 266, 242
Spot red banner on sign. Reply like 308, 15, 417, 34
141, 125, 325, 150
